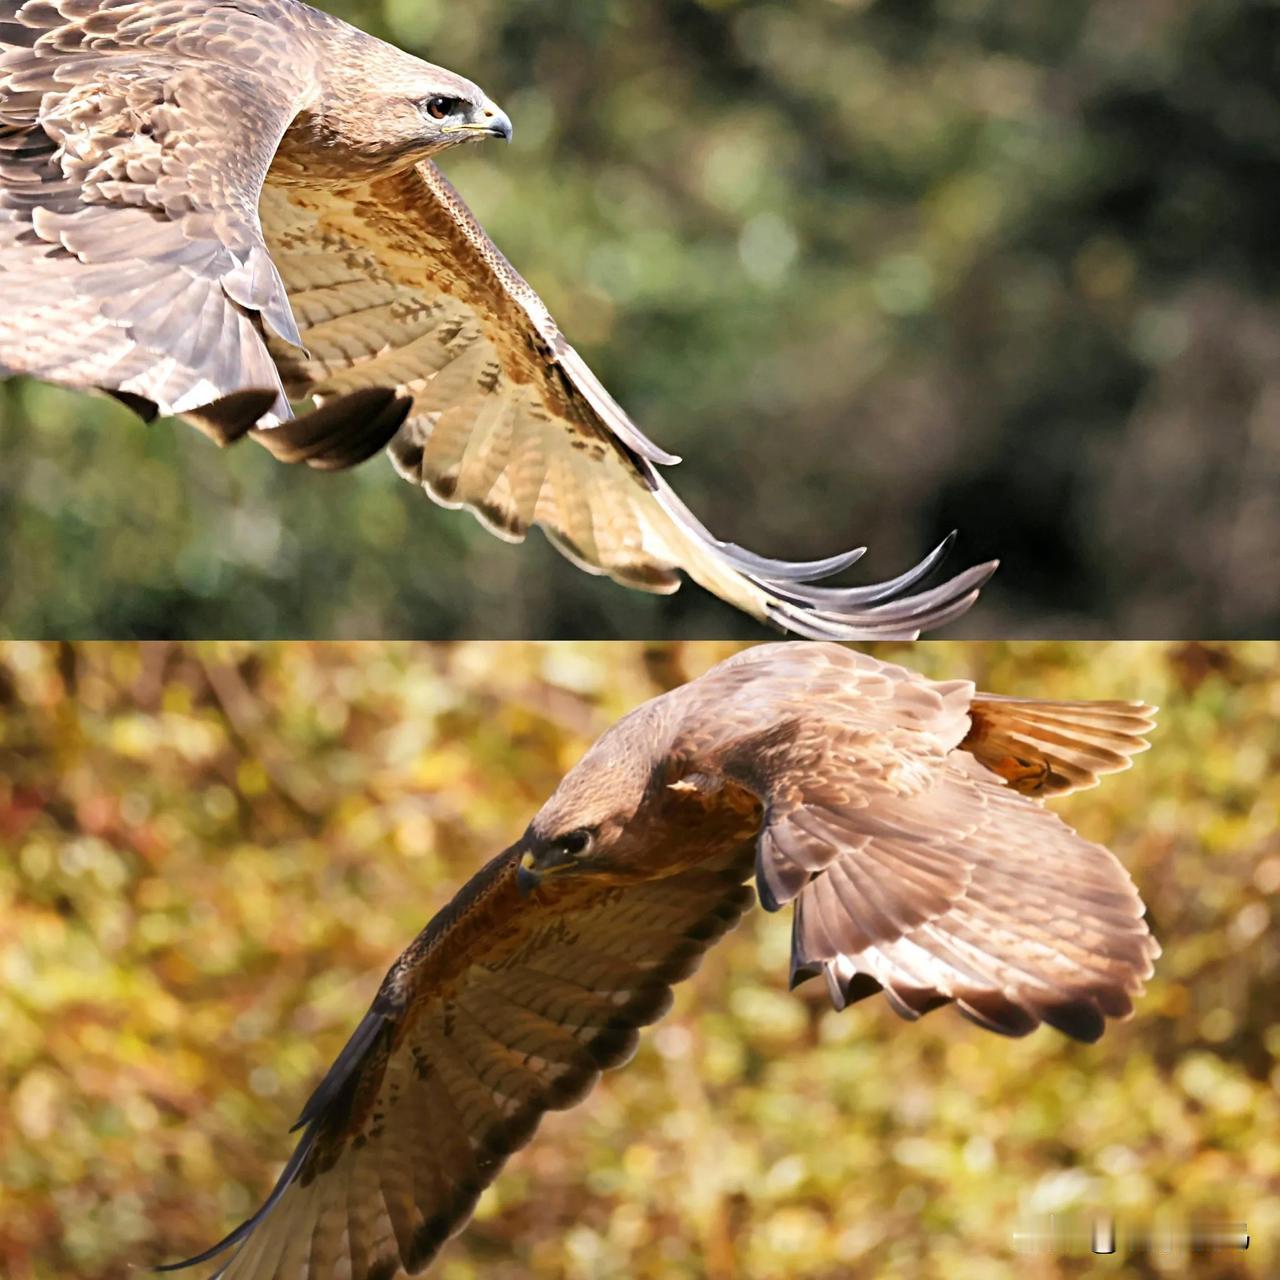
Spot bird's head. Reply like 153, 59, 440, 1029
406, 77, 513, 152
516, 769, 641, 893
514, 707, 667, 893
515, 823, 604, 893
316, 40, 511, 175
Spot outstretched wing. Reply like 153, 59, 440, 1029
259, 164, 996, 637
788, 751, 1159, 1041
0, 0, 407, 462
664, 643, 1159, 1040
162, 842, 755, 1280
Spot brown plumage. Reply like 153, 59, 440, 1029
161, 642, 1158, 1279
0, 0, 995, 637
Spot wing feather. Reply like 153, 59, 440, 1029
790, 754, 1156, 1040
655, 643, 1157, 1039
0, 0, 408, 462
260, 166, 995, 637
162, 842, 755, 1280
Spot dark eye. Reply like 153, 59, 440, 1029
425, 96, 457, 120
556, 829, 592, 857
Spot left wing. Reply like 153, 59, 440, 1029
259, 163, 996, 638
161, 842, 755, 1280
0, 0, 409, 462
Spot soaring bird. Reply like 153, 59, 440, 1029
162, 642, 1158, 1279
0, 0, 995, 638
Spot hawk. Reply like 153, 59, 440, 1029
162, 642, 1159, 1279
0, 0, 995, 638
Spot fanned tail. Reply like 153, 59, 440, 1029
960, 695, 1157, 797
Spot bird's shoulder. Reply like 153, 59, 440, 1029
667, 643, 975, 765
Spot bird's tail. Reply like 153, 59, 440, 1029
959, 694, 1157, 797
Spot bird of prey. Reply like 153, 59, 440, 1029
162, 642, 1159, 1279
0, 0, 996, 638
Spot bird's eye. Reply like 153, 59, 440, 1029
425, 96, 457, 120
556, 829, 592, 857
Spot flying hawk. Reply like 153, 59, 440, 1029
0, 0, 995, 638
162, 642, 1158, 1279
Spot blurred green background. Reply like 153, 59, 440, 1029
0, 640, 1276, 1279
3, 1, 1280, 638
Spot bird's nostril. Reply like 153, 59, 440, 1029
482, 108, 494, 118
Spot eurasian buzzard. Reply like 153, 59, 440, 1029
163, 642, 1158, 1278
0, 0, 994, 637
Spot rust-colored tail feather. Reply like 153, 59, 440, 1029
961, 695, 1156, 797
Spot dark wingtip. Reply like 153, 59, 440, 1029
153, 1126, 318, 1275
252, 387, 411, 471
290, 1005, 391, 1132
761, 531, 958, 608
181, 387, 280, 446
754, 844, 783, 913
104, 388, 160, 422
1041, 999, 1107, 1044
156, 1004, 394, 1274
761, 554, 997, 641
711, 542, 869, 583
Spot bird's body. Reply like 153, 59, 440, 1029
163, 642, 1158, 1280
0, 0, 995, 636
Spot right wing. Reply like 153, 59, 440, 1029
659, 643, 1159, 1041
259, 163, 996, 638
788, 751, 1160, 1042
160, 842, 755, 1280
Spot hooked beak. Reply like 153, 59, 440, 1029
514, 837, 585, 895
516, 847, 541, 895
446, 100, 513, 143
483, 104, 513, 142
